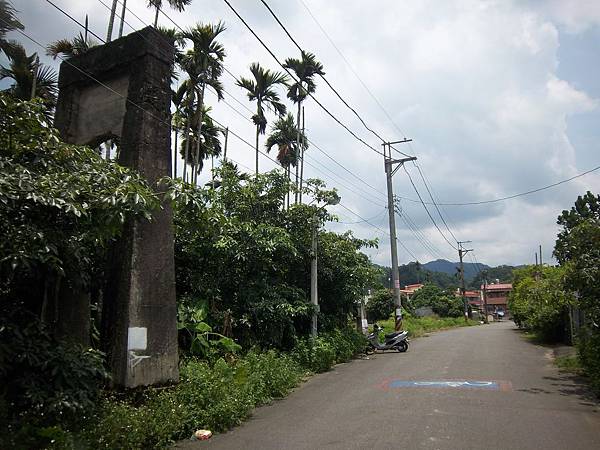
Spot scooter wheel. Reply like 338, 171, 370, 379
396, 341, 408, 353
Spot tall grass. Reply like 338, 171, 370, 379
375, 315, 478, 337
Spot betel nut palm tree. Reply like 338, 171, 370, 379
283, 51, 324, 203
236, 63, 288, 176
0, 0, 23, 57
46, 32, 99, 60
178, 21, 226, 184
178, 106, 222, 179
265, 112, 306, 208
147, 0, 192, 28
1, 42, 57, 116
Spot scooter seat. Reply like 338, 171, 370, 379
385, 332, 402, 339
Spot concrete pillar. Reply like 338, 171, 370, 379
54, 27, 178, 387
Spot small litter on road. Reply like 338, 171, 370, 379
192, 430, 212, 440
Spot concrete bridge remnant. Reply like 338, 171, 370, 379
54, 27, 178, 387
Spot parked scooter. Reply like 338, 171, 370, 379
367, 324, 409, 353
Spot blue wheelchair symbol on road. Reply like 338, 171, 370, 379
388, 380, 500, 390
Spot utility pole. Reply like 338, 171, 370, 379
311, 214, 318, 337
383, 139, 414, 331
539, 244, 543, 266
482, 273, 489, 324
457, 241, 473, 322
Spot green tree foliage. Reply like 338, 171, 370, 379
508, 265, 573, 342
0, 307, 109, 449
0, 0, 23, 56
554, 191, 600, 390
1, 42, 57, 116
237, 62, 288, 175
555, 191, 600, 319
365, 288, 395, 321
409, 283, 463, 317
0, 95, 163, 447
173, 164, 377, 348
0, 95, 157, 310
374, 262, 458, 290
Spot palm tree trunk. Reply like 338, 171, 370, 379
255, 124, 260, 177
255, 101, 261, 177
118, 0, 127, 38
295, 101, 301, 204
286, 166, 289, 209
154, 6, 160, 27
106, 0, 118, 42
211, 155, 215, 189
183, 112, 191, 183
299, 106, 305, 204
193, 83, 206, 185
173, 125, 178, 178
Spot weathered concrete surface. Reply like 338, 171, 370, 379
179, 322, 600, 450
54, 27, 178, 387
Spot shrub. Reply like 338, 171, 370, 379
0, 307, 109, 449
291, 327, 366, 372
366, 289, 394, 321
81, 350, 304, 448
577, 328, 600, 394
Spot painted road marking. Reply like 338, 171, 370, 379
380, 380, 513, 391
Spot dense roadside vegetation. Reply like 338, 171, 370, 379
0, 90, 379, 448
509, 191, 600, 394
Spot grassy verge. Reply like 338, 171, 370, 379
74, 328, 366, 449
555, 355, 585, 375
375, 315, 479, 337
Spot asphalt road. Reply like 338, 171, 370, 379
178, 321, 600, 450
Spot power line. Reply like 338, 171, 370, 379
397, 164, 600, 206
412, 162, 459, 243
402, 165, 458, 251
46, 0, 106, 43
396, 206, 451, 261
258, 0, 385, 144
110, 0, 390, 201
35, 5, 391, 220
296, 0, 410, 141
220, 0, 384, 157
336, 203, 419, 262
206, 87, 387, 206
217, 84, 388, 198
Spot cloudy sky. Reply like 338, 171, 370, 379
5, 0, 600, 268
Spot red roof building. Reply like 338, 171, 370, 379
400, 283, 423, 299
477, 283, 512, 317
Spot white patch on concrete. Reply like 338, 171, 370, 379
128, 327, 147, 350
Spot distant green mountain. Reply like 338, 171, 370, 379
373, 259, 518, 292
422, 259, 487, 280
373, 261, 458, 291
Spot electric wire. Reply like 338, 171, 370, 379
402, 165, 459, 251
297, 0, 411, 142
412, 162, 460, 243
32, 4, 486, 265
258, 0, 384, 144
116, 0, 390, 200
220, 0, 385, 157
206, 87, 387, 206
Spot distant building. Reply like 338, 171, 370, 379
400, 283, 423, 300
475, 283, 512, 318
